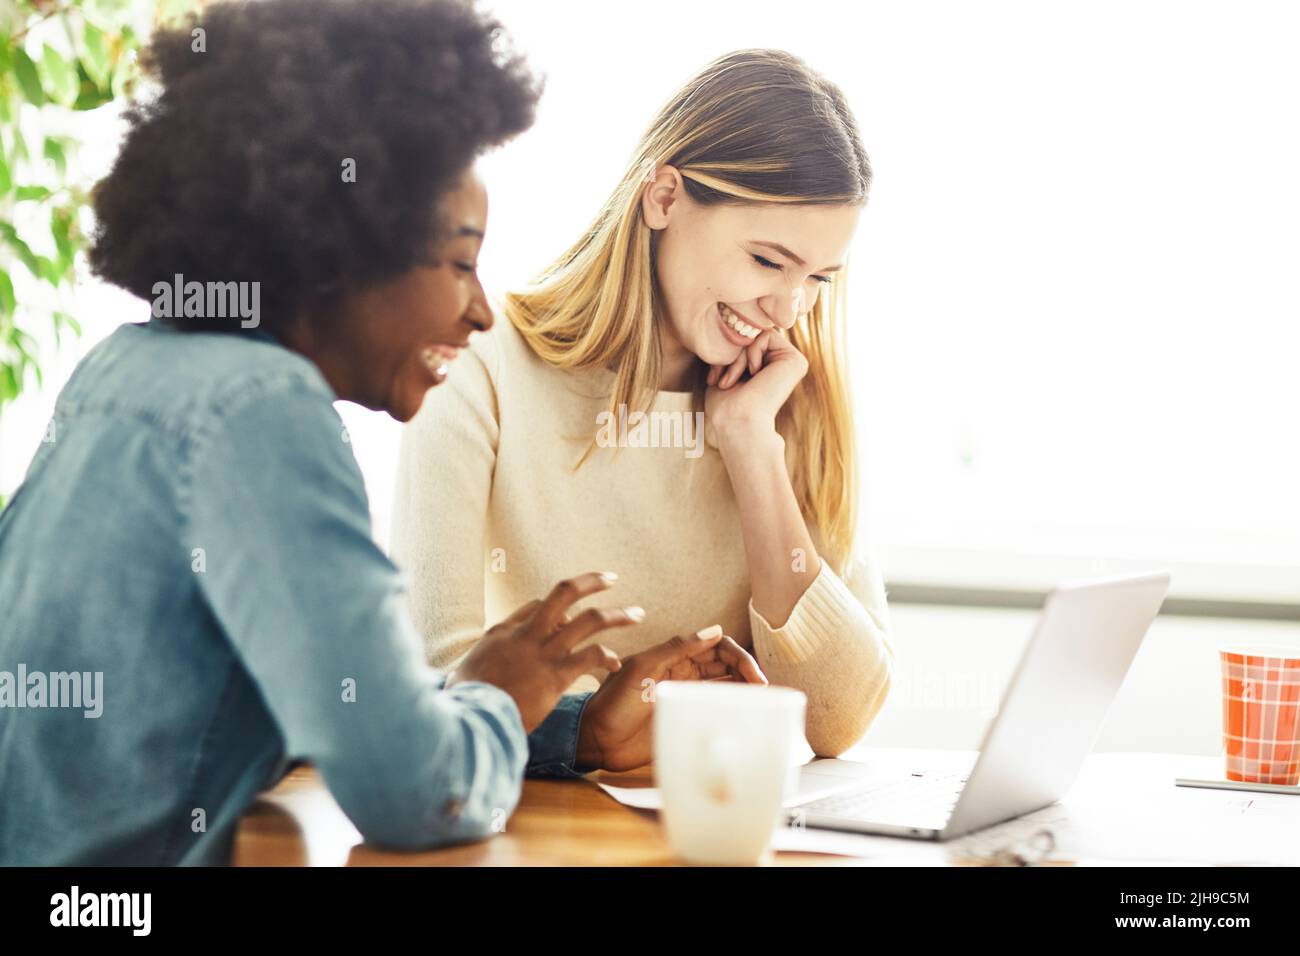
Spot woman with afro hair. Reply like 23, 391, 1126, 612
0, 0, 758, 865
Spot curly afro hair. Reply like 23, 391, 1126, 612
89, 0, 542, 329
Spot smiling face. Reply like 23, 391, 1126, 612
641, 167, 861, 371
364, 169, 493, 420
292, 168, 494, 422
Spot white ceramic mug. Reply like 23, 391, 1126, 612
653, 680, 807, 865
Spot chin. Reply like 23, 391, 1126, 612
701, 336, 745, 366
387, 385, 431, 423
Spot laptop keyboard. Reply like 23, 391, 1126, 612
798, 770, 969, 819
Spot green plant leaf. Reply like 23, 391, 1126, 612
42, 44, 79, 107
16, 185, 53, 201
0, 222, 43, 279
10, 326, 42, 387
71, 59, 112, 111
0, 270, 14, 318
0, 151, 10, 195
51, 207, 74, 266
42, 136, 66, 176
53, 310, 81, 338
52, 309, 73, 347
12, 46, 45, 107
80, 22, 110, 89
0, 362, 19, 404
37, 255, 64, 285
11, 126, 29, 162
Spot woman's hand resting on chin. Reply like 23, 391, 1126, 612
704, 329, 807, 450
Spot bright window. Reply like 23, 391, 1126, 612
4, 1, 1296, 606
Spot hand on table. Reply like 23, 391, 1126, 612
576, 624, 767, 772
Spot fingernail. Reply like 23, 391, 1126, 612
695, 624, 723, 640
600, 571, 618, 584
625, 606, 646, 622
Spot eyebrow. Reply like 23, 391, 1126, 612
457, 226, 486, 240
750, 240, 842, 273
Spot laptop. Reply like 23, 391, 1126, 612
786, 570, 1172, 841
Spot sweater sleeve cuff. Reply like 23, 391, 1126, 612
525, 692, 598, 778
748, 561, 867, 667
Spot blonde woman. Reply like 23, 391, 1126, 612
392, 49, 893, 772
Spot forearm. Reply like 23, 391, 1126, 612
717, 425, 823, 628
717, 426, 893, 755
747, 563, 894, 755
321, 675, 529, 848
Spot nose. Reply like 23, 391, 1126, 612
466, 277, 493, 333
759, 285, 805, 331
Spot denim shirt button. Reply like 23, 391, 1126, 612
442, 797, 463, 819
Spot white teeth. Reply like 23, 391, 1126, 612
421, 349, 449, 376
719, 303, 760, 339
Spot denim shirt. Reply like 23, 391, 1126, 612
0, 319, 593, 865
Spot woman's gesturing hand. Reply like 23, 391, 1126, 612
704, 329, 808, 447
576, 625, 767, 772
447, 572, 641, 733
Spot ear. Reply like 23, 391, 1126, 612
640, 164, 685, 231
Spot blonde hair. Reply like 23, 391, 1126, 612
503, 49, 870, 572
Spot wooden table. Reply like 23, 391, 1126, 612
232, 762, 875, 866
233, 746, 1279, 866
232, 744, 1022, 866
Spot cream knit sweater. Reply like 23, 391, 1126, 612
390, 318, 895, 757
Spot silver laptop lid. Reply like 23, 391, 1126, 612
940, 570, 1171, 839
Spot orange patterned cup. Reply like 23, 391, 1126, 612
1219, 643, 1300, 785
